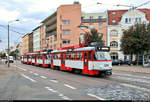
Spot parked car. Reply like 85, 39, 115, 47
112, 59, 122, 65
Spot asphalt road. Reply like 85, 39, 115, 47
0, 60, 150, 100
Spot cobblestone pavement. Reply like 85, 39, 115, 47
84, 84, 150, 100
112, 65, 150, 74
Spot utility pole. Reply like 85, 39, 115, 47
8, 24, 10, 67
7, 19, 19, 67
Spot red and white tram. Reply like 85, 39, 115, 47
22, 44, 112, 76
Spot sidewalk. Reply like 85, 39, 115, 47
112, 65, 150, 74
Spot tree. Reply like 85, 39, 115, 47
121, 23, 150, 65
0, 53, 6, 58
83, 28, 104, 46
10, 51, 17, 59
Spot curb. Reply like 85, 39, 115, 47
112, 69, 150, 74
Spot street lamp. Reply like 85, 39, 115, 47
8, 19, 19, 67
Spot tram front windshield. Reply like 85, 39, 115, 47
94, 52, 111, 60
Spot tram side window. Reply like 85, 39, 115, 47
47, 55, 50, 59
54, 53, 58, 59
57, 53, 60, 59
71, 52, 75, 59
89, 52, 92, 60
74, 52, 77, 59
76, 52, 82, 60
66, 52, 70, 59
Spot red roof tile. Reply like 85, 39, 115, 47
108, 8, 150, 25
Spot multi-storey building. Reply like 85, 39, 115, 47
80, 12, 107, 45
40, 25, 47, 50
107, 8, 150, 61
21, 33, 33, 55
41, 2, 107, 50
33, 26, 40, 52
41, 2, 81, 50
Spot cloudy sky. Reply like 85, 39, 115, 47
0, 0, 150, 51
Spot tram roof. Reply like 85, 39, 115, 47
51, 49, 67, 53
52, 47, 95, 53
74, 47, 95, 51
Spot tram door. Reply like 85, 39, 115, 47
84, 52, 88, 73
61, 53, 65, 69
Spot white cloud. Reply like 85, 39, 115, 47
0, 8, 20, 22
22, 18, 41, 23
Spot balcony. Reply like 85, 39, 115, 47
81, 18, 106, 23
46, 23, 57, 32
46, 31, 56, 37
45, 16, 57, 25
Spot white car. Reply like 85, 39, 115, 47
5, 56, 14, 63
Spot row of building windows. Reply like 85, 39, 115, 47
81, 16, 103, 20
80, 24, 103, 29
112, 18, 143, 24
110, 41, 118, 47
62, 20, 70, 25
125, 17, 142, 24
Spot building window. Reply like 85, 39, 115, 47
110, 41, 118, 47
62, 40, 70, 44
80, 24, 85, 29
135, 18, 141, 23
99, 24, 103, 29
90, 16, 93, 19
112, 20, 116, 23
125, 18, 131, 23
110, 30, 118, 36
98, 33, 103, 37
110, 52, 118, 60
62, 30, 70, 34
89, 24, 94, 29
62, 20, 70, 25
98, 16, 102, 19
112, 12, 116, 15
54, 35, 57, 41
54, 44, 56, 50
80, 34, 84, 40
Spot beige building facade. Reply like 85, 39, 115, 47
21, 33, 33, 55
107, 9, 150, 60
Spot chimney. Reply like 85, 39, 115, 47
74, 1, 79, 4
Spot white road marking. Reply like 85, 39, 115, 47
15, 66, 27, 71
45, 87, 57, 93
120, 83, 150, 92
113, 72, 150, 79
21, 74, 37, 83
29, 71, 33, 73
59, 94, 63, 96
87, 93, 105, 100
34, 73, 39, 76
58, 93, 71, 100
40, 76, 47, 79
62, 96, 71, 100
113, 76, 150, 84
50, 80, 58, 83
64, 84, 76, 90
